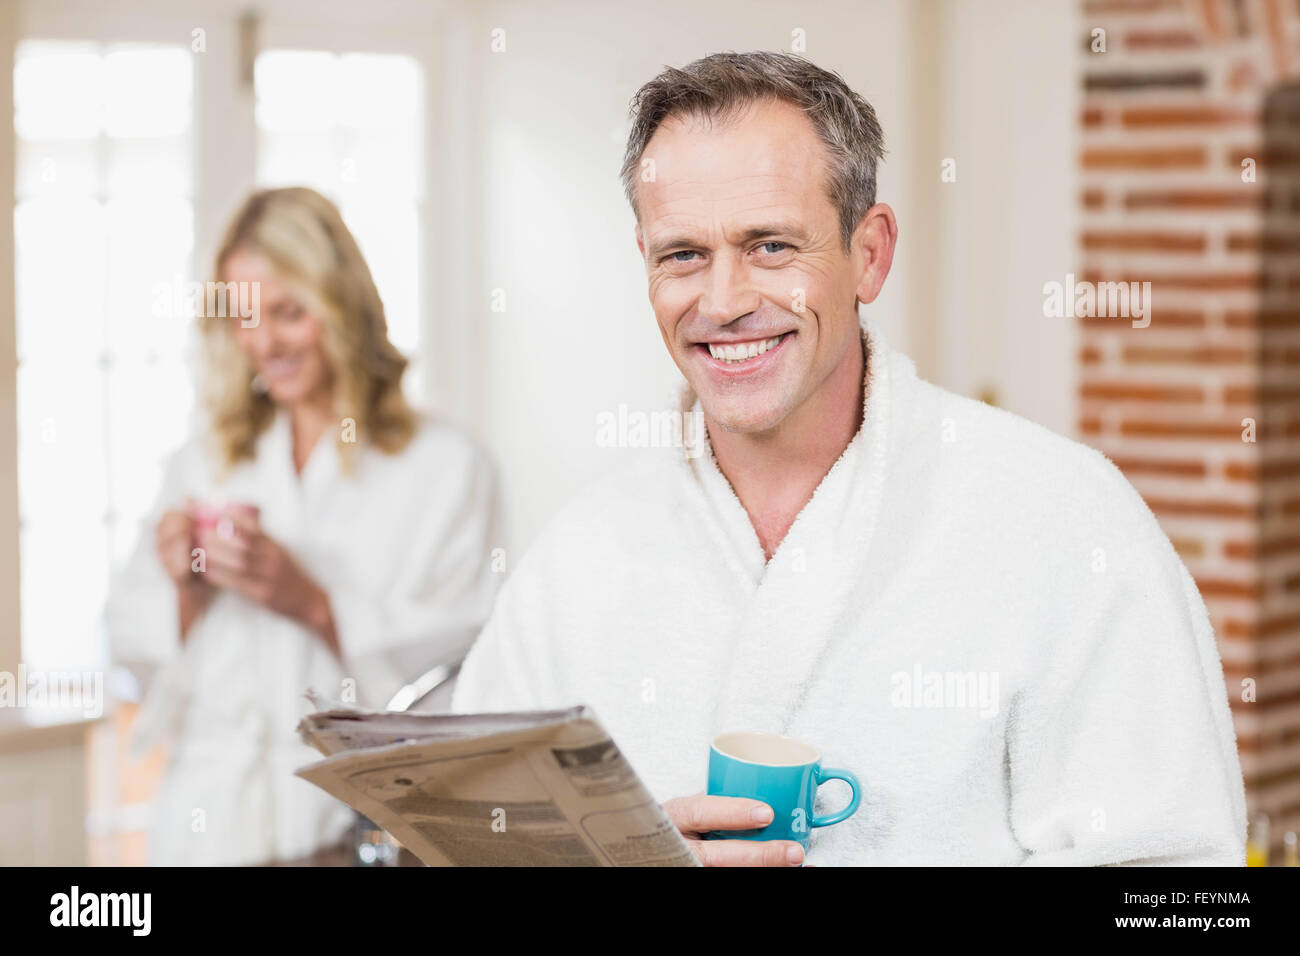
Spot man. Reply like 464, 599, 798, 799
452, 51, 1246, 866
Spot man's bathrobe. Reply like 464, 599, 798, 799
453, 316, 1247, 866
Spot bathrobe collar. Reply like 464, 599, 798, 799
675, 314, 912, 734
262, 407, 342, 489
680, 314, 901, 582
243, 408, 349, 550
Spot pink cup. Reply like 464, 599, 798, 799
191, 501, 260, 545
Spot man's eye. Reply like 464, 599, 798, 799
758, 241, 788, 255
668, 250, 699, 263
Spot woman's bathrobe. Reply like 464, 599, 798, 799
453, 316, 1247, 866
107, 411, 500, 865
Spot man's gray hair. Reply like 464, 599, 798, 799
619, 50, 886, 250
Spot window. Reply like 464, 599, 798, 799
7, 2, 439, 867
13, 38, 428, 674
14, 41, 196, 672
254, 49, 425, 396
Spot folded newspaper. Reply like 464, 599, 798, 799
295, 691, 700, 866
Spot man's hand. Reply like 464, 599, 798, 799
663, 792, 806, 866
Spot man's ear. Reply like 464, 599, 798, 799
852, 203, 898, 306
635, 224, 646, 261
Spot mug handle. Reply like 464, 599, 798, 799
810, 767, 862, 828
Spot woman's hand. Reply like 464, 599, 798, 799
155, 501, 212, 639
155, 504, 203, 586
197, 510, 341, 656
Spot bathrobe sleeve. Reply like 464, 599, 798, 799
325, 442, 503, 710
1006, 465, 1247, 866
104, 441, 199, 693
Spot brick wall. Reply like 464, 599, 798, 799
1079, 0, 1300, 859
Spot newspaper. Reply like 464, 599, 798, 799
294, 692, 700, 866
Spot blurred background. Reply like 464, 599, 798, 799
0, 0, 1295, 866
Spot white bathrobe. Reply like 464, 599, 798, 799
107, 410, 500, 866
453, 315, 1247, 866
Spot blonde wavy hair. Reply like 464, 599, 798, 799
200, 187, 417, 473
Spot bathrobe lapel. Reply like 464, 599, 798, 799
260, 412, 342, 729
215, 413, 340, 760
683, 317, 905, 738
256, 409, 345, 558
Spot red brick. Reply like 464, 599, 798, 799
1085, 70, 1205, 91
1120, 420, 1247, 439
1081, 381, 1205, 401
1224, 385, 1300, 404
1121, 105, 1255, 127
1125, 188, 1267, 211
1123, 30, 1202, 49
1080, 269, 1257, 291
1260, 535, 1300, 557
1082, 146, 1206, 169
1255, 459, 1300, 480
1082, 230, 1207, 253
1226, 309, 1300, 328
1224, 539, 1257, 560
1227, 233, 1300, 253
1248, 613, 1300, 637
1223, 652, 1300, 677
1261, 347, 1300, 366
1081, 309, 1205, 328
1195, 577, 1266, 599
1152, 309, 1209, 327
1228, 145, 1300, 168
1143, 496, 1260, 519
1122, 344, 1250, 365
1109, 455, 1208, 477
1223, 619, 1259, 639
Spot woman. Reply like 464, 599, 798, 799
106, 187, 501, 866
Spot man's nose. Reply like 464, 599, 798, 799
697, 252, 760, 326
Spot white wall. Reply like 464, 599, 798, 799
933, 0, 1079, 433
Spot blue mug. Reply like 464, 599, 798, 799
707, 730, 862, 847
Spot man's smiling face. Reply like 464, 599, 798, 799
636, 98, 868, 435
